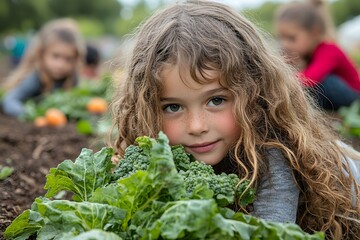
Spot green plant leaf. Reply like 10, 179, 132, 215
0, 165, 14, 180
5, 132, 324, 240
4, 210, 43, 240
76, 120, 93, 135
44, 147, 114, 201
90, 170, 150, 230
33, 197, 126, 236
155, 199, 218, 239
59, 229, 123, 240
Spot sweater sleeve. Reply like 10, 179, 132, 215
252, 148, 299, 223
299, 44, 340, 87
2, 72, 41, 117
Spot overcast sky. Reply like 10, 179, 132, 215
120, 0, 291, 9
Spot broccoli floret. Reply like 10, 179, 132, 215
171, 145, 192, 171
112, 145, 150, 180
179, 160, 246, 207
112, 141, 255, 207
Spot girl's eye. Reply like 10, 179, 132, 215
164, 104, 182, 113
208, 97, 225, 107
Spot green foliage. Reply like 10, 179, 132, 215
77, 18, 105, 38
5, 132, 324, 240
44, 148, 114, 201
76, 120, 94, 135
113, 0, 153, 37
331, 0, 360, 26
338, 101, 360, 137
20, 75, 112, 135
112, 145, 150, 179
58, 230, 124, 240
0, 88, 5, 101
22, 75, 111, 121
242, 2, 280, 34
2, 0, 360, 38
350, 53, 360, 68
0, 0, 122, 34
0, 165, 14, 180
112, 141, 254, 207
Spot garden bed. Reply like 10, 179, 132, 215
1, 112, 360, 239
0, 113, 100, 238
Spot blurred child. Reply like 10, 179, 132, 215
1, 18, 85, 117
82, 44, 100, 80
111, 1, 360, 239
275, 0, 360, 110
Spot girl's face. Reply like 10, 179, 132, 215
160, 64, 241, 165
42, 41, 77, 80
276, 21, 319, 58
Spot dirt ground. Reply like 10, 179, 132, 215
0, 113, 101, 239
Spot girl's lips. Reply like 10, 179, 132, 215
187, 141, 219, 153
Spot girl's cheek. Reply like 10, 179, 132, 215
162, 119, 183, 145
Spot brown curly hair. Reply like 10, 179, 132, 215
110, 1, 360, 239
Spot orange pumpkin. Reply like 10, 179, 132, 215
86, 97, 108, 114
45, 108, 67, 127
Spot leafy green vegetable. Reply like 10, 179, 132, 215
3, 209, 43, 240
58, 229, 123, 240
338, 101, 360, 137
113, 139, 254, 207
20, 75, 113, 136
4, 198, 126, 240
76, 120, 94, 135
5, 132, 324, 240
21, 75, 111, 122
44, 148, 114, 201
0, 165, 14, 180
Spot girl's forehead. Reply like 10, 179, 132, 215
160, 62, 226, 87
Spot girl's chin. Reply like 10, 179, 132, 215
194, 156, 222, 166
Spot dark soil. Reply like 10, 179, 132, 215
0, 113, 101, 239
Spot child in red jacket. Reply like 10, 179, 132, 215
275, 0, 360, 110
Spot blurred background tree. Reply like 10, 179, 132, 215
1, 0, 360, 37
0, 0, 359, 73
332, 0, 360, 25
0, 0, 122, 37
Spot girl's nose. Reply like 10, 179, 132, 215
187, 110, 209, 135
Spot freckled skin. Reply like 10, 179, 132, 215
160, 65, 241, 165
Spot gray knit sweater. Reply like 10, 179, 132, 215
252, 148, 299, 223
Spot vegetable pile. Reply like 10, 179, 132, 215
4, 132, 324, 240
21, 75, 111, 134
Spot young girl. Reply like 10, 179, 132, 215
275, 0, 360, 110
1, 18, 85, 117
111, 1, 360, 239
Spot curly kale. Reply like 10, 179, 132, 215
112, 139, 255, 207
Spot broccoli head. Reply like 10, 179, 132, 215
179, 160, 253, 207
112, 138, 255, 207
112, 145, 150, 180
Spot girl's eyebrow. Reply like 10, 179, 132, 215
160, 87, 228, 102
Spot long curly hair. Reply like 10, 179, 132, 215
111, 1, 360, 239
2, 18, 85, 92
